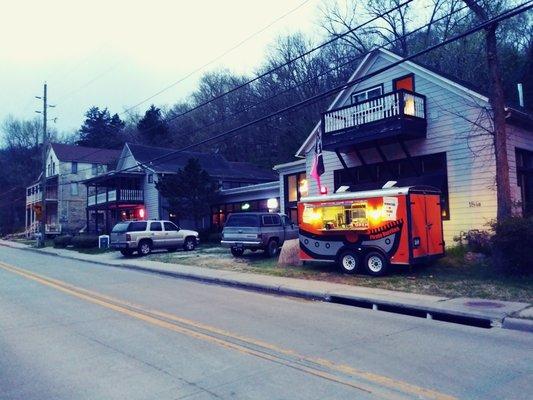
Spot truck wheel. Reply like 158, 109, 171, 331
338, 250, 360, 274
183, 237, 196, 251
138, 240, 152, 256
265, 239, 279, 258
231, 247, 244, 257
120, 249, 133, 257
364, 251, 389, 276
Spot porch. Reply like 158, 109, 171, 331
83, 171, 146, 234
322, 89, 427, 152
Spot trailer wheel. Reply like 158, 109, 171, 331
338, 250, 360, 274
364, 251, 388, 276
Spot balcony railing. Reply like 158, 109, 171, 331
323, 89, 426, 133
88, 189, 144, 206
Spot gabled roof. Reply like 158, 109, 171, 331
50, 143, 121, 164
126, 143, 276, 181
295, 48, 493, 157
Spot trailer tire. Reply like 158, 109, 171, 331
338, 250, 360, 274
364, 251, 388, 276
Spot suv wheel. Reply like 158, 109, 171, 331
231, 247, 245, 257
183, 237, 196, 251
138, 240, 152, 256
265, 239, 279, 258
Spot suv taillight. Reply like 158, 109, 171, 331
126, 234, 131, 241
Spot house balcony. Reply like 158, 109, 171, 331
88, 189, 144, 207
322, 89, 427, 152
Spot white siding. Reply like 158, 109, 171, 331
507, 123, 533, 214
143, 173, 160, 220
304, 52, 501, 246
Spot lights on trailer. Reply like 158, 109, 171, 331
302, 206, 322, 224
319, 185, 328, 195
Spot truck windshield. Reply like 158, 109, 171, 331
112, 223, 129, 233
225, 214, 260, 227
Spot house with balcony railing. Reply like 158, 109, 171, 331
82, 143, 277, 234
293, 48, 533, 245
25, 143, 121, 237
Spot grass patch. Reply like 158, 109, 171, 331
147, 244, 532, 303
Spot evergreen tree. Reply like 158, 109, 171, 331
137, 105, 170, 146
155, 158, 219, 228
77, 107, 125, 149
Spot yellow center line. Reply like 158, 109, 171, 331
0, 261, 456, 400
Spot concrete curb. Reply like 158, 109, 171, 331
1, 241, 530, 333
502, 317, 533, 333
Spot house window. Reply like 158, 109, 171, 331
70, 183, 79, 196
334, 153, 450, 220
393, 74, 415, 91
516, 148, 533, 216
351, 85, 383, 104
284, 172, 307, 223
148, 174, 154, 183
71, 162, 78, 174
92, 164, 98, 175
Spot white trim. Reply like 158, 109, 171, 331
301, 186, 423, 203
219, 181, 279, 195
272, 159, 306, 171
295, 48, 490, 158
295, 52, 373, 157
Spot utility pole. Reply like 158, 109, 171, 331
36, 83, 48, 245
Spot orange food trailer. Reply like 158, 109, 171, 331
298, 185, 445, 275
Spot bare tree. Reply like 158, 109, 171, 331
463, 0, 512, 219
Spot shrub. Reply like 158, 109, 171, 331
464, 229, 492, 254
53, 235, 72, 248
71, 235, 99, 249
490, 216, 533, 275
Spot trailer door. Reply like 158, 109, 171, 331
424, 194, 444, 256
409, 193, 444, 259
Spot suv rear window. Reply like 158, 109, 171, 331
225, 214, 260, 227
128, 222, 147, 232
112, 222, 129, 233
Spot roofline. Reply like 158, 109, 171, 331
219, 181, 279, 195
295, 51, 374, 157
295, 48, 492, 157
272, 159, 306, 171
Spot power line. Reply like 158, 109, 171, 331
119, 0, 314, 115
3, 0, 527, 200
26, 0, 417, 181
123, 0, 415, 124
105, 0, 533, 175
33, 0, 531, 190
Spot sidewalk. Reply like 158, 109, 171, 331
1, 239, 531, 333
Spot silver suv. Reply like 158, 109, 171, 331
221, 212, 298, 257
110, 220, 199, 257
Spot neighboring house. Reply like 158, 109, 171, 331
292, 48, 533, 245
25, 143, 121, 236
83, 143, 277, 233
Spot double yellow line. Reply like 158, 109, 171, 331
0, 261, 456, 400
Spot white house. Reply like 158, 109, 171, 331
290, 48, 533, 246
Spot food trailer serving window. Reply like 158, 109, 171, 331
302, 201, 370, 231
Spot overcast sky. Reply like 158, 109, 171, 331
1, 0, 322, 133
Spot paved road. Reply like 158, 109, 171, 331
0, 246, 531, 400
